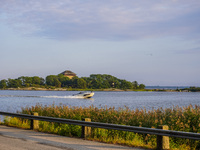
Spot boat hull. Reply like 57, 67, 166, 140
83, 92, 94, 98
73, 92, 94, 98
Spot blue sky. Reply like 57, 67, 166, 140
0, 0, 200, 86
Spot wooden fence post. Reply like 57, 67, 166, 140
81, 118, 91, 139
157, 125, 170, 150
30, 112, 39, 130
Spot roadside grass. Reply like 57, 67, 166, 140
3, 104, 200, 150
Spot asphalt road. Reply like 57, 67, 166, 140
0, 125, 147, 150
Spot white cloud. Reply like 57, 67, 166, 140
0, 0, 200, 40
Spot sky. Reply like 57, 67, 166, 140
0, 0, 200, 86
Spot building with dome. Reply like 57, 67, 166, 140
60, 70, 77, 79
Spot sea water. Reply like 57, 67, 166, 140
0, 90, 199, 113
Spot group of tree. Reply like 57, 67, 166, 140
0, 76, 45, 89
0, 74, 145, 90
183, 86, 200, 92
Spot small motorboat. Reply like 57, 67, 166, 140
73, 91, 94, 98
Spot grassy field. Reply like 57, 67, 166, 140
3, 104, 200, 150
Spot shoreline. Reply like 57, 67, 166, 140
0, 87, 193, 92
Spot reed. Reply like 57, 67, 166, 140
4, 104, 200, 149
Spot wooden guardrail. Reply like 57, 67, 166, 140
0, 111, 199, 150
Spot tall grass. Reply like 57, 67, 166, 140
4, 104, 200, 149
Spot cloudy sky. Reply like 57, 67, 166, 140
0, 0, 200, 86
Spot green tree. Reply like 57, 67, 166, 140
24, 77, 33, 87
7, 79, 22, 88
32, 76, 41, 85
18, 76, 32, 87
132, 81, 138, 89
54, 78, 61, 88
0, 79, 7, 89
57, 74, 70, 87
138, 84, 145, 89
46, 75, 57, 86
90, 79, 103, 89
39, 77, 45, 86
120, 80, 133, 89
77, 78, 87, 89
18, 76, 44, 87
5, 73, 145, 90
71, 76, 79, 88
113, 80, 120, 88
18, 76, 26, 86
102, 80, 110, 88
81, 77, 92, 88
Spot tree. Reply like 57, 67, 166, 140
139, 84, 145, 89
0, 79, 7, 89
46, 75, 57, 86
102, 80, 110, 88
90, 79, 98, 89
132, 81, 138, 89
113, 80, 120, 88
18, 76, 32, 87
18, 76, 26, 86
77, 78, 87, 89
24, 77, 33, 87
18, 76, 44, 87
39, 77, 45, 86
120, 80, 133, 89
2, 73, 145, 90
54, 78, 61, 88
57, 74, 70, 87
81, 77, 92, 88
7, 79, 22, 88
71, 76, 79, 88
32, 76, 41, 85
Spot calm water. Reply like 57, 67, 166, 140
0, 90, 200, 113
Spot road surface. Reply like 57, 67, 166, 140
0, 125, 148, 150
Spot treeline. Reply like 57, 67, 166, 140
0, 74, 145, 90
183, 86, 200, 92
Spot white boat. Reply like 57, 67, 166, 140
73, 91, 94, 98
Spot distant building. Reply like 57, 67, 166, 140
60, 70, 77, 79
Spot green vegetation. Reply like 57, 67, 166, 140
0, 74, 145, 90
0, 76, 45, 89
182, 87, 200, 92
4, 104, 200, 149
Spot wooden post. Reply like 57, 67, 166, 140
81, 118, 91, 139
30, 112, 39, 130
157, 125, 170, 150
